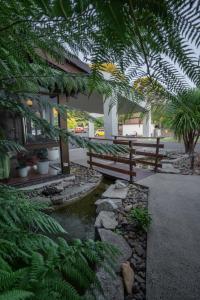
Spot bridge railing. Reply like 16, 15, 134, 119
87, 136, 165, 182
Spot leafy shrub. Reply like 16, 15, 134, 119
129, 207, 152, 232
0, 185, 117, 300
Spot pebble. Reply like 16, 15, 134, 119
135, 245, 145, 257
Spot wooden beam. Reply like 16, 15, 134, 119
58, 94, 70, 174
135, 159, 162, 168
131, 142, 164, 148
132, 150, 165, 158
87, 161, 136, 176
113, 140, 130, 145
87, 152, 136, 165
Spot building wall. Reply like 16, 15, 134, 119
122, 124, 155, 136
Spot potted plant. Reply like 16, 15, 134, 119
37, 149, 49, 175
47, 147, 60, 161
16, 155, 29, 178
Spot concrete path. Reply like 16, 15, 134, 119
139, 174, 200, 300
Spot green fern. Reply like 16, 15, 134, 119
0, 185, 118, 299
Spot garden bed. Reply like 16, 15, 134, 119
160, 152, 200, 175
94, 181, 149, 300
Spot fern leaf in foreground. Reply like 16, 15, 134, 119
0, 185, 118, 299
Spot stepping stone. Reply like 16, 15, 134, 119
158, 164, 180, 174
95, 211, 118, 230
95, 198, 122, 207
102, 184, 128, 199
98, 228, 132, 271
95, 199, 118, 213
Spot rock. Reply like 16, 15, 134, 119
124, 204, 133, 213
95, 211, 118, 229
135, 245, 145, 257
115, 179, 128, 189
31, 196, 51, 206
55, 182, 64, 192
135, 274, 145, 284
98, 229, 132, 271
51, 195, 64, 205
158, 164, 181, 174
121, 261, 134, 295
88, 177, 99, 183
102, 184, 128, 199
104, 198, 122, 207
95, 267, 124, 300
95, 199, 118, 213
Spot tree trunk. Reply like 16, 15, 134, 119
183, 131, 198, 171
183, 132, 195, 154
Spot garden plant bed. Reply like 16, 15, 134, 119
160, 151, 200, 175
94, 181, 149, 300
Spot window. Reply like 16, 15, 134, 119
24, 95, 59, 144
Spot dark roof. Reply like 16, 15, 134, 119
66, 56, 90, 74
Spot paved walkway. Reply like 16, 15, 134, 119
139, 174, 200, 300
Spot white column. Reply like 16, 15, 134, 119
103, 96, 118, 139
88, 121, 95, 138
143, 110, 152, 137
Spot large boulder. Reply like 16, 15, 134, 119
96, 267, 124, 300
102, 184, 128, 199
85, 268, 124, 300
158, 163, 180, 174
98, 229, 132, 271
121, 261, 134, 295
115, 179, 129, 189
95, 211, 118, 230
95, 199, 120, 213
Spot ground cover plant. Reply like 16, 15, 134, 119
129, 207, 152, 232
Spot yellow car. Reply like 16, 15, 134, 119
95, 128, 105, 137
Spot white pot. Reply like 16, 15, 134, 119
18, 167, 28, 178
47, 148, 60, 161
37, 161, 49, 175
49, 167, 58, 175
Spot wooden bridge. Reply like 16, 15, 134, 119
87, 136, 165, 182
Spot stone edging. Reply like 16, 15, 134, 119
47, 177, 102, 211
26, 163, 103, 211
94, 180, 149, 300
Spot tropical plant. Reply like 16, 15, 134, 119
0, 185, 118, 300
0, 1, 199, 156
129, 207, 152, 232
168, 88, 200, 154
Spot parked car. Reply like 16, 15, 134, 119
75, 126, 85, 133
95, 128, 105, 137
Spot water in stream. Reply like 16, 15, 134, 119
50, 179, 111, 240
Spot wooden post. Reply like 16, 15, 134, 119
58, 94, 70, 174
129, 140, 133, 183
154, 137, 160, 172
88, 137, 93, 169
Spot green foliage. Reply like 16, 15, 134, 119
1, 0, 200, 157
167, 88, 200, 153
0, 185, 118, 299
129, 207, 152, 232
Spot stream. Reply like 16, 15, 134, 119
50, 179, 111, 240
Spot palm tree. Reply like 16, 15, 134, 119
0, 2, 200, 298
168, 89, 200, 154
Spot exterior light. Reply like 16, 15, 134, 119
26, 99, 33, 107
53, 107, 58, 117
